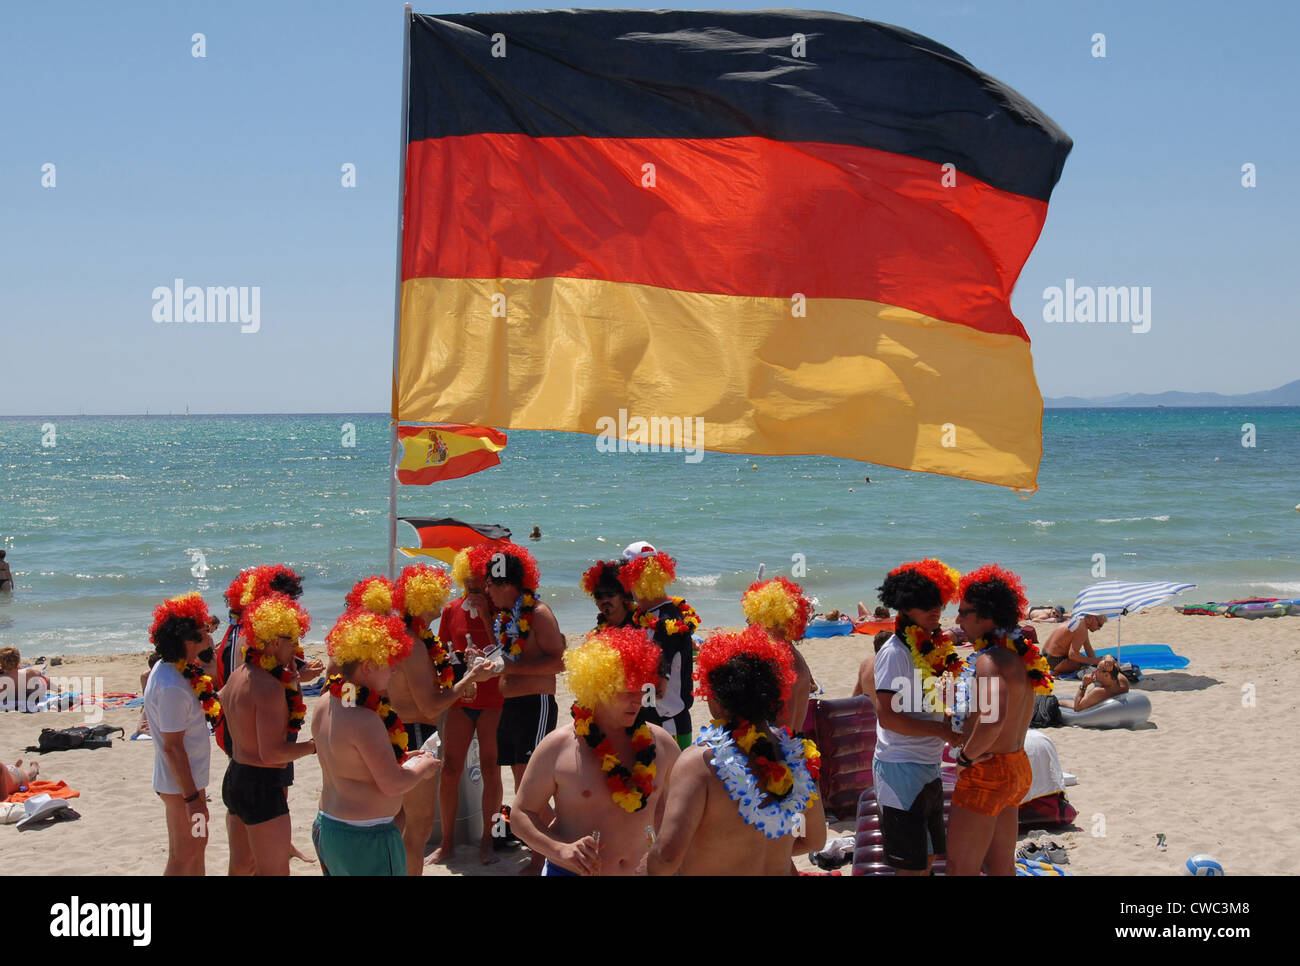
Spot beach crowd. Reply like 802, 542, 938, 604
139, 542, 1063, 876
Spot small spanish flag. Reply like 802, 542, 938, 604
398, 518, 512, 564
396, 424, 507, 485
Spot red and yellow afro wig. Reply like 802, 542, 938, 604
563, 626, 662, 710
326, 609, 413, 669
958, 564, 1029, 629
881, 558, 962, 610
476, 542, 540, 590
241, 593, 312, 646
580, 560, 625, 597
149, 592, 213, 647
345, 575, 396, 616
694, 625, 795, 711
618, 551, 676, 600
742, 576, 814, 642
393, 564, 453, 618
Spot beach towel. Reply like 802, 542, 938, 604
1016, 859, 1072, 876
1092, 644, 1189, 670
93, 692, 140, 711
3, 779, 81, 804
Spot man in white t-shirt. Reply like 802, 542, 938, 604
145, 594, 218, 876
873, 560, 962, 875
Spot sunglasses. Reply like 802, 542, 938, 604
957, 608, 976, 617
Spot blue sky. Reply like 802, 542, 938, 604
2, 0, 1297, 415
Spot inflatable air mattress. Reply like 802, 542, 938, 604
1061, 692, 1151, 729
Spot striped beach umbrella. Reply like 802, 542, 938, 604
1068, 580, 1197, 662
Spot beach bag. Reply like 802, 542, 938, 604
1031, 695, 1064, 729
26, 724, 123, 754
1118, 663, 1143, 683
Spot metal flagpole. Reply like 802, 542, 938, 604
387, 2, 414, 580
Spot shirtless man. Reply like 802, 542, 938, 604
1043, 613, 1107, 675
312, 609, 442, 875
219, 593, 318, 876
1063, 655, 1128, 711
647, 626, 825, 875
620, 541, 699, 749
947, 565, 1052, 876
512, 627, 679, 875
389, 564, 498, 873
742, 576, 814, 732
476, 543, 565, 872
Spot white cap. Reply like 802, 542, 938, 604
621, 540, 657, 561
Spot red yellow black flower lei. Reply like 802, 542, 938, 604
726, 719, 799, 797
412, 617, 456, 689
571, 704, 657, 813
173, 659, 222, 727
494, 589, 537, 660
327, 673, 409, 761
899, 618, 964, 685
243, 641, 307, 736
634, 597, 701, 638
971, 628, 1055, 695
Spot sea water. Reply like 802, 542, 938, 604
1, 409, 1297, 655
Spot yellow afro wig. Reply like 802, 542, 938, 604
326, 609, 413, 669
346, 575, 395, 616
242, 593, 311, 645
618, 552, 676, 600
564, 626, 662, 710
450, 548, 473, 589
742, 577, 812, 641
394, 564, 453, 618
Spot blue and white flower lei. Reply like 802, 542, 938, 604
952, 627, 1023, 734
493, 595, 527, 662
696, 723, 818, 840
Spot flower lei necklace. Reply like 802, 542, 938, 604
173, 659, 222, 727
242, 642, 307, 736
697, 719, 821, 839
634, 597, 701, 638
898, 618, 964, 685
970, 627, 1055, 695
493, 590, 537, 661
571, 705, 657, 813
413, 617, 457, 689
327, 673, 409, 761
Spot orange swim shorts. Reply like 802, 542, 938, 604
952, 749, 1032, 816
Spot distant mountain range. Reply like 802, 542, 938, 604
1045, 379, 1300, 408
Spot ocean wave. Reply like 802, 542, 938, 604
90, 474, 130, 480
1028, 520, 1056, 528
1262, 582, 1300, 595
678, 574, 720, 588
1096, 515, 1170, 523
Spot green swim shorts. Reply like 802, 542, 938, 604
314, 812, 406, 876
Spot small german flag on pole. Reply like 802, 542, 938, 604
398, 518, 512, 565
396, 424, 507, 485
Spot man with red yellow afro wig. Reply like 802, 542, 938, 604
144, 591, 220, 875
311, 609, 441, 876
389, 562, 498, 875
220, 592, 318, 877
741, 577, 815, 732
476, 541, 565, 859
645, 626, 825, 876
619, 541, 701, 751
947, 563, 1045, 877
509, 627, 680, 875
871, 558, 964, 876
346, 575, 397, 616
216, 564, 307, 689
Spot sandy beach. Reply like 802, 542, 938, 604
2, 607, 1295, 876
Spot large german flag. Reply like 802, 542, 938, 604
394, 10, 1071, 489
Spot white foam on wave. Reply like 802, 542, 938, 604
678, 574, 720, 588
1028, 520, 1056, 528
1096, 515, 1170, 524
1262, 582, 1300, 595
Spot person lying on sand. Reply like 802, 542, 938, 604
0, 646, 48, 711
1061, 656, 1129, 711
646, 625, 825, 876
1, 758, 40, 799
511, 627, 680, 875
